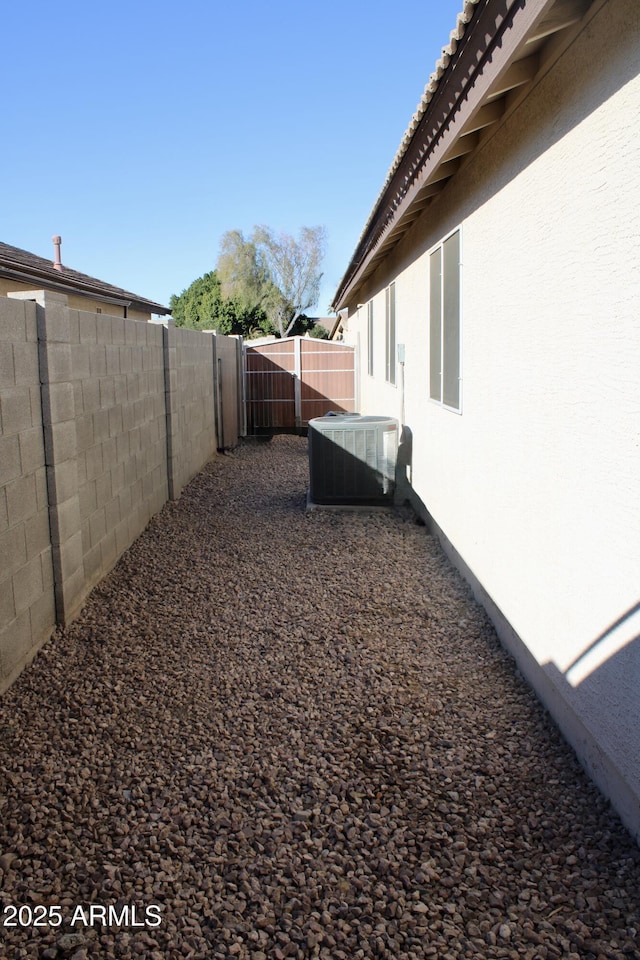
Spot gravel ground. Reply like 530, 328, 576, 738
0, 434, 638, 960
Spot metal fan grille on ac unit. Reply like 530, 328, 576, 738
308, 415, 398, 505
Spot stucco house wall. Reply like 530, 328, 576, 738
341, 0, 640, 840
0, 279, 151, 321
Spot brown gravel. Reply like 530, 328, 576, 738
0, 434, 638, 960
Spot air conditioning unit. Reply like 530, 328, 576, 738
308, 414, 399, 505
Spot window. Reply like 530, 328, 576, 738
385, 282, 396, 385
429, 228, 461, 411
367, 301, 374, 376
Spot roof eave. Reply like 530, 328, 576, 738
331, 0, 595, 311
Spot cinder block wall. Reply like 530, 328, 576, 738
165, 326, 217, 499
71, 310, 168, 605
213, 332, 241, 450
0, 292, 239, 694
0, 298, 56, 689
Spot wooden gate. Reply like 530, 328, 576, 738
244, 337, 356, 432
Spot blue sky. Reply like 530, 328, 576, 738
2, 0, 464, 315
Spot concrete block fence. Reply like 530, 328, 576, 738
0, 291, 241, 693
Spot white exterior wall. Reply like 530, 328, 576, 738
345, 0, 640, 839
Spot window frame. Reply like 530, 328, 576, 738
429, 227, 462, 414
367, 300, 374, 377
385, 281, 396, 386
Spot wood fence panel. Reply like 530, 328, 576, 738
300, 340, 356, 425
245, 341, 296, 431
244, 337, 355, 432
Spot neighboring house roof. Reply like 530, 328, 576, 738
332, 0, 596, 310
0, 241, 170, 315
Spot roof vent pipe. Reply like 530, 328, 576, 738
52, 235, 63, 271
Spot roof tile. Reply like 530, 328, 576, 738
0, 241, 169, 315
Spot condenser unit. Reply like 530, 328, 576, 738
308, 415, 398, 505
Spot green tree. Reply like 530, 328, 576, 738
171, 223, 327, 340
217, 230, 276, 316
308, 321, 330, 339
252, 225, 327, 338
214, 225, 327, 338
169, 271, 221, 330
169, 270, 274, 337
